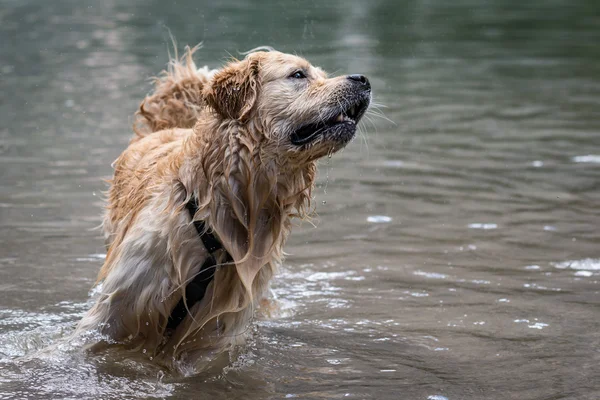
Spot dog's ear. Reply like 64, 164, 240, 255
203, 56, 261, 121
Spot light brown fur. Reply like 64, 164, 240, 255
77, 46, 370, 372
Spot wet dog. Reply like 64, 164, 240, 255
76, 46, 371, 370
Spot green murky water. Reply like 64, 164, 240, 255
1, 1, 599, 399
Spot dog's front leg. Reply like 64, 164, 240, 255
78, 196, 208, 353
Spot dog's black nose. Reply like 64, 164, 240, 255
347, 74, 370, 88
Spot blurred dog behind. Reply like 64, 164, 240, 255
76, 45, 371, 371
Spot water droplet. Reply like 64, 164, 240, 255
322, 201, 326, 205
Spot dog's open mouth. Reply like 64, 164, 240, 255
291, 97, 370, 146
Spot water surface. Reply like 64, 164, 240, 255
1, 0, 600, 399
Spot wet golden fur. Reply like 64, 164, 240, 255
76, 46, 369, 371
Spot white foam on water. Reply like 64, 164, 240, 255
528, 322, 549, 330
367, 215, 392, 223
75, 253, 107, 262
413, 270, 448, 279
552, 258, 600, 271
409, 292, 429, 297
572, 155, 600, 164
306, 271, 356, 281
468, 223, 497, 230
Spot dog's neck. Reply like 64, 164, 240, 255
181, 118, 316, 295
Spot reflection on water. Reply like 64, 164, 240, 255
1, 0, 600, 399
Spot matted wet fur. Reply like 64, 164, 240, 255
76, 45, 371, 371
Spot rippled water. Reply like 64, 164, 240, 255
1, 0, 600, 399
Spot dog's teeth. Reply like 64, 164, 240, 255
349, 106, 356, 116
336, 113, 344, 122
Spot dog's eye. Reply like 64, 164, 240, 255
290, 70, 307, 79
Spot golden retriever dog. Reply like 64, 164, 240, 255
76, 45, 371, 371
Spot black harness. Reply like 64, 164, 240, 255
166, 198, 232, 330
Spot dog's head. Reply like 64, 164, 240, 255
203, 50, 371, 162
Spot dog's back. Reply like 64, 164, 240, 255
103, 46, 213, 247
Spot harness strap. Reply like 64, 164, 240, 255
166, 197, 232, 330
184, 199, 223, 253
